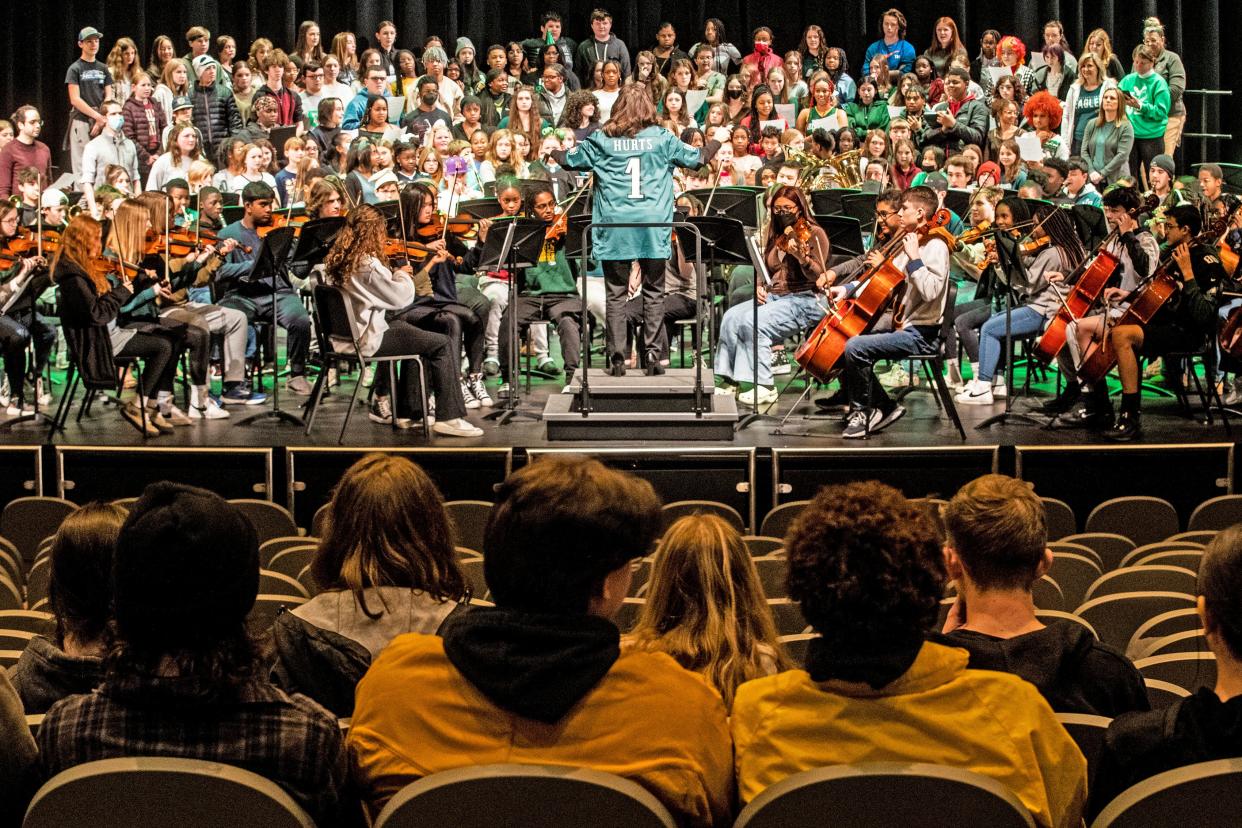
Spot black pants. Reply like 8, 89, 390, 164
951, 300, 992, 362
498, 294, 583, 381
396, 301, 485, 375
219, 290, 311, 375
116, 331, 178, 397
602, 259, 664, 363
661, 293, 697, 359
371, 319, 466, 421
1131, 137, 1165, 187
0, 310, 55, 401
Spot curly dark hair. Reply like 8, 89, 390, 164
559, 90, 600, 130
785, 481, 945, 652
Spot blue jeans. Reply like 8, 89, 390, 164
714, 291, 824, 386
977, 307, 1047, 382
843, 326, 939, 410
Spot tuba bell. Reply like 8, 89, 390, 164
827, 149, 864, 189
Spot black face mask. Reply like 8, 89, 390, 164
422, 92, 438, 106
725, 88, 742, 100
772, 211, 797, 231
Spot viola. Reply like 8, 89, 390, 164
383, 237, 434, 262
90, 252, 143, 283
794, 209, 952, 383
416, 212, 481, 241
775, 217, 815, 256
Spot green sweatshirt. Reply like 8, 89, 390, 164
526, 243, 576, 295
1118, 72, 1171, 140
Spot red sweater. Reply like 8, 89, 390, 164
0, 140, 52, 198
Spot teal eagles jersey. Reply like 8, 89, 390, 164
564, 125, 703, 261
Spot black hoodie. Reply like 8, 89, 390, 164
1089, 688, 1242, 820
440, 606, 620, 724
942, 620, 1150, 717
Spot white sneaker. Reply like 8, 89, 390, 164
369, 395, 394, 425
880, 364, 915, 388
361, 365, 376, 388
434, 417, 484, 437
35, 378, 51, 407
738, 386, 778, 405
467, 374, 493, 407
460, 378, 481, 409
1226, 380, 1242, 407
770, 350, 792, 375
715, 383, 738, 396
992, 374, 1008, 399
955, 379, 994, 405
5, 400, 33, 416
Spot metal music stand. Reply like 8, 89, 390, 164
235, 226, 301, 427
458, 198, 503, 220
685, 187, 765, 228
674, 215, 748, 370
976, 230, 1051, 430
475, 217, 546, 425
287, 217, 345, 284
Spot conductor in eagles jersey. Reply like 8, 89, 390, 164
556, 84, 721, 376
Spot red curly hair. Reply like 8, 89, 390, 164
998, 35, 1026, 67
1023, 90, 1064, 129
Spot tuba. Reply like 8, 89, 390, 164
827, 149, 863, 189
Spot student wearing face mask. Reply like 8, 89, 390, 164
78, 100, 140, 195
741, 28, 782, 90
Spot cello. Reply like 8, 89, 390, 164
794, 209, 953, 382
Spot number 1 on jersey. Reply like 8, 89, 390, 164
625, 156, 642, 199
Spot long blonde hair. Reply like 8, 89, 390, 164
105, 200, 151, 266
628, 514, 789, 706
107, 37, 145, 87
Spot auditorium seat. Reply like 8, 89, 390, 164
1048, 541, 1105, 571
1124, 549, 1203, 573
778, 633, 817, 665
1055, 713, 1111, 791
0, 545, 20, 588
247, 594, 308, 634
752, 555, 788, 599
0, 609, 54, 635
1046, 552, 1102, 609
444, 500, 494, 554
0, 576, 20, 611
1041, 497, 1077, 541
23, 557, 50, 607
1143, 678, 1191, 710
1034, 610, 1099, 639
1031, 575, 1065, 611
267, 547, 317, 581
1165, 530, 1218, 546
0, 496, 76, 563
742, 535, 784, 557
1091, 758, 1242, 828
0, 629, 33, 651
614, 597, 645, 633
1134, 652, 1217, 693
0, 649, 21, 668
1083, 566, 1199, 602
768, 598, 809, 637
1085, 496, 1180, 548
372, 763, 677, 828
228, 499, 299, 544
1074, 592, 1197, 650
732, 763, 1036, 828
1128, 609, 1204, 659
1141, 630, 1210, 658
660, 500, 745, 532
1118, 541, 1205, 569
259, 536, 320, 567
296, 565, 319, 599
1057, 533, 1136, 573
1187, 494, 1242, 532
759, 501, 810, 540
459, 557, 489, 601
22, 756, 318, 828
258, 569, 310, 599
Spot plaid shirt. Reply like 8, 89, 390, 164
37, 671, 346, 825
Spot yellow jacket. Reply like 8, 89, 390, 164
348, 633, 735, 827
732, 641, 1087, 828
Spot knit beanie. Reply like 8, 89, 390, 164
456, 37, 476, 57
1151, 154, 1176, 177
113, 482, 259, 644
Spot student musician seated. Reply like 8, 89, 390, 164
319, 205, 482, 438
1101, 205, 1223, 441
1044, 186, 1160, 428
828, 185, 951, 437
496, 184, 583, 395
714, 186, 829, 405
955, 199, 1085, 405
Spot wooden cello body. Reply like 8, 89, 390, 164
1077, 270, 1179, 384
1032, 246, 1120, 364
794, 209, 952, 382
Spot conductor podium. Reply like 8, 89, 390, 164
542, 368, 738, 441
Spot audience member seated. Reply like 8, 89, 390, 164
36, 482, 347, 825
731, 481, 1087, 828
274, 453, 469, 716
0, 671, 37, 826
9, 503, 126, 714
1089, 524, 1242, 819
940, 474, 1150, 717
347, 456, 733, 826
625, 513, 789, 707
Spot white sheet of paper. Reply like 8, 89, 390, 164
1016, 131, 1045, 162
774, 104, 796, 124
1028, 53, 1047, 71
760, 118, 786, 133
684, 90, 708, 116
384, 96, 407, 124
887, 105, 904, 120
986, 66, 1009, 87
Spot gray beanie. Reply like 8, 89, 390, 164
456, 37, 476, 56
1151, 154, 1176, 177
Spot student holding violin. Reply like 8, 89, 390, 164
321, 205, 482, 437
1046, 186, 1160, 428
1097, 205, 1223, 440
955, 199, 1084, 406
714, 185, 829, 405
0, 200, 55, 414
393, 182, 492, 410
51, 214, 171, 437
827, 185, 952, 438
215, 181, 315, 398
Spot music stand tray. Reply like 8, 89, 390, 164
816, 215, 866, 258
810, 187, 862, 216
685, 187, 765, 228
458, 198, 503, 220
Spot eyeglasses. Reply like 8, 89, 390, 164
772, 206, 797, 215
875, 209, 898, 219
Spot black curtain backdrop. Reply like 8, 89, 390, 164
1, 0, 1233, 169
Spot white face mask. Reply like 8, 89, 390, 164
107, 114, 125, 132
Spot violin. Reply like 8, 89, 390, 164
954, 221, 991, 250
144, 229, 216, 258
545, 208, 569, 243
794, 209, 953, 382
90, 252, 143, 283
776, 217, 815, 256
383, 237, 434, 262
416, 212, 481, 241
1020, 235, 1052, 256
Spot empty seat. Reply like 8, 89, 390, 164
768, 599, 809, 637
1058, 533, 1136, 572
0, 629, 34, 650
1046, 552, 1102, 609
1166, 530, 1217, 545
1083, 566, 1199, 602
1142, 630, 1210, 657
1085, 496, 1180, 548
228, 500, 299, 544
660, 500, 745, 532
1034, 610, 1099, 639
1128, 608, 1204, 659
24, 557, 50, 607
733, 763, 1036, 828
311, 503, 330, 537
372, 763, 677, 828
759, 501, 810, 540
778, 633, 817, 665
742, 535, 784, 557
0, 649, 22, 668
0, 609, 54, 635
1119, 540, 1205, 569
22, 756, 317, 827
1092, 758, 1242, 827
628, 558, 652, 597
296, 565, 319, 599
444, 500, 493, 554
1042, 497, 1077, 541
753, 555, 788, 599
1031, 575, 1064, 611
458, 557, 488, 601
258, 570, 310, 599
1056, 713, 1111, 790
259, 536, 320, 568
0, 496, 76, 562
613, 597, 645, 633
1188, 495, 1242, 532
0, 576, 19, 611
1048, 541, 1104, 570
1125, 549, 1203, 573
1074, 592, 1197, 650
1134, 652, 1217, 693
266, 546, 317, 580
1144, 678, 1191, 710
0, 546, 20, 588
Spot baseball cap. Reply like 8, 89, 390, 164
172, 95, 194, 112
78, 27, 103, 42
